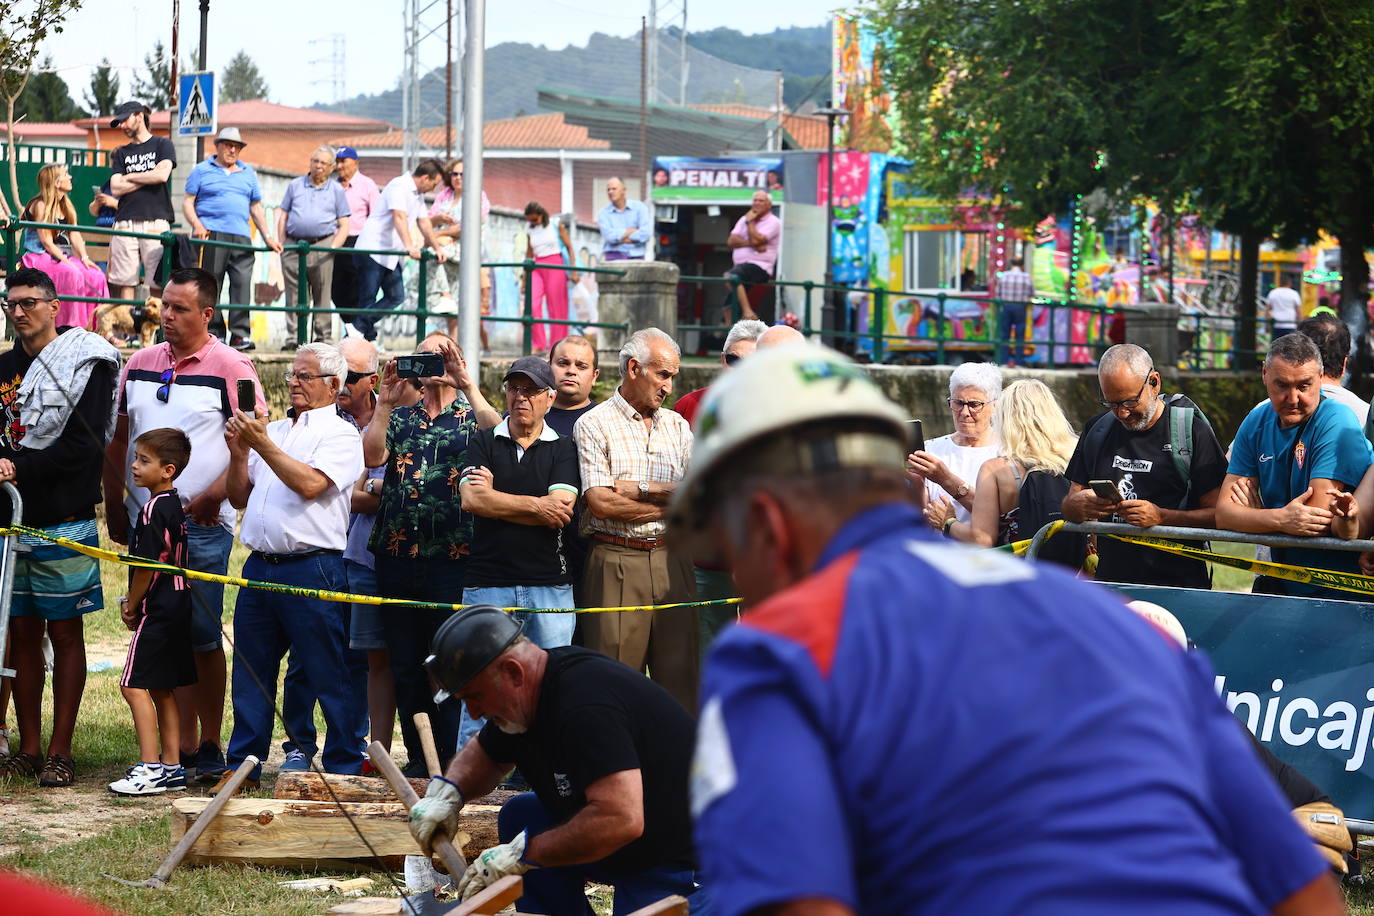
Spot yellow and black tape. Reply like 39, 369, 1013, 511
0, 524, 741, 614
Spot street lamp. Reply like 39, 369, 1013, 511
814, 105, 849, 347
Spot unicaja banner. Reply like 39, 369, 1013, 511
1113, 583, 1374, 816
651, 157, 784, 203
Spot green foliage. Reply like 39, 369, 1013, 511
133, 40, 173, 110
220, 50, 269, 104
12, 59, 84, 121
83, 57, 119, 116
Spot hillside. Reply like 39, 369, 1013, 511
315, 24, 831, 125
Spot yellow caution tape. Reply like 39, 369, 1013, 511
0, 525, 741, 614
1105, 533, 1374, 597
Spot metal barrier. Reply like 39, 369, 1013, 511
1024, 520, 1374, 562
3, 219, 631, 351
0, 481, 24, 679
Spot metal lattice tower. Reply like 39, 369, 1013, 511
401, 0, 460, 171
647, 0, 688, 106
309, 34, 347, 104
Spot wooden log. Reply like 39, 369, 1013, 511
325, 900, 402, 915
453, 874, 524, 914
624, 896, 690, 916
170, 797, 471, 867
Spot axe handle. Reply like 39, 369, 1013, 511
152, 754, 260, 884
368, 740, 467, 878
414, 712, 442, 777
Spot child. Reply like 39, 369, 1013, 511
109, 428, 196, 796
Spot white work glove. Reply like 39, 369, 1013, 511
457, 829, 536, 900
409, 777, 463, 857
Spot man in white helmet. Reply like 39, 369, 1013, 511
674, 343, 1344, 916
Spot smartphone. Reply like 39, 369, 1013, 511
395, 352, 444, 378
907, 419, 925, 453
236, 378, 256, 414
1089, 479, 1123, 502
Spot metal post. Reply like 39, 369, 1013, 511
196, 0, 209, 164
457, 0, 486, 367
522, 259, 534, 355
872, 288, 886, 363
803, 281, 813, 337
415, 250, 431, 347
445, 0, 453, 159
294, 240, 309, 347
936, 293, 946, 366
1047, 301, 1058, 369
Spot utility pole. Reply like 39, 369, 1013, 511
457, 0, 486, 366
815, 105, 848, 344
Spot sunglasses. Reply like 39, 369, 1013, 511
345, 369, 376, 386
723, 352, 743, 366
155, 367, 175, 403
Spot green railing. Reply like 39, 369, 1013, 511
2, 220, 631, 350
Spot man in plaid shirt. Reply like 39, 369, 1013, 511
997, 258, 1034, 365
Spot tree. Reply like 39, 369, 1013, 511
12, 58, 85, 122
133, 40, 173, 111
84, 57, 119, 116
0, 0, 85, 213
220, 51, 268, 103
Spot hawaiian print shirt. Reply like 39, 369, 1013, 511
369, 393, 478, 561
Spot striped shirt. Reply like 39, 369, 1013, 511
574, 388, 692, 539
997, 266, 1034, 303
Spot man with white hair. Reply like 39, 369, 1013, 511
723, 190, 780, 323
217, 343, 366, 790
276, 146, 351, 348
574, 328, 698, 711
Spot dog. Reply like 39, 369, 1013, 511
93, 297, 161, 349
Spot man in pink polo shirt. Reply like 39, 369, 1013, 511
103, 266, 267, 785
722, 189, 781, 324
331, 147, 381, 327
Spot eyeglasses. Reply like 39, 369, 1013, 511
155, 367, 175, 403
345, 369, 376, 386
283, 371, 334, 384
947, 397, 992, 414
1098, 369, 1155, 411
504, 383, 549, 400
1, 296, 55, 313
723, 352, 743, 366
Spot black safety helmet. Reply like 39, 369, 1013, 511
424, 605, 525, 694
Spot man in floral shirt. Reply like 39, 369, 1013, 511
363, 332, 500, 775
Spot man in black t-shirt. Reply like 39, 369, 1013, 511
409, 607, 706, 913
1062, 344, 1226, 589
102, 101, 177, 302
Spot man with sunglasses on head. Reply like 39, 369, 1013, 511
0, 268, 119, 788
1062, 343, 1226, 589
104, 267, 267, 785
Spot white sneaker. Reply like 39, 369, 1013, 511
109, 762, 177, 796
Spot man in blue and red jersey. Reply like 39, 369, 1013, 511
669, 343, 1345, 916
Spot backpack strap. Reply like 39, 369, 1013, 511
1165, 393, 1215, 509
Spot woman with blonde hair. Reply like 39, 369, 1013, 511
19, 163, 109, 329
951, 379, 1084, 568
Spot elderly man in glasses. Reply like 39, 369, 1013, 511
1061, 343, 1227, 589
104, 266, 266, 786
216, 342, 366, 792
0, 267, 119, 788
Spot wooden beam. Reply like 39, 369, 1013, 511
624, 896, 690, 916
452, 875, 524, 915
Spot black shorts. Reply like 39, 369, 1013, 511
121, 611, 197, 690
726, 262, 771, 287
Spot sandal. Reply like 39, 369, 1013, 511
38, 753, 75, 787
0, 751, 42, 780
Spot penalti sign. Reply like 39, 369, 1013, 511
651, 156, 784, 203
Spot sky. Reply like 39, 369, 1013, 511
44, 0, 846, 112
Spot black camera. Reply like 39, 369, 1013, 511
395, 352, 444, 378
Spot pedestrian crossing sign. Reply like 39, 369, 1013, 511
177, 71, 217, 137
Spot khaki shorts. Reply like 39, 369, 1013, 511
108, 219, 170, 288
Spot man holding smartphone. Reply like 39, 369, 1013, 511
104, 267, 267, 785
1061, 344, 1226, 589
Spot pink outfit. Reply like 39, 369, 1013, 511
530, 252, 569, 352
18, 251, 109, 330
730, 210, 781, 273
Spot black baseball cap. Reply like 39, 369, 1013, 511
503, 356, 555, 390
109, 101, 148, 127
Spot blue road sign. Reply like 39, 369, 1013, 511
177, 72, 216, 137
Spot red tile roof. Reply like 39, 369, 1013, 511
331, 112, 610, 151
0, 121, 86, 138
74, 100, 392, 131
689, 104, 829, 150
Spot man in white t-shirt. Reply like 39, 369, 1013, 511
906, 362, 1003, 531
1266, 277, 1302, 335
350, 159, 448, 342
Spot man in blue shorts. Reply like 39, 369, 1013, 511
1217, 332, 1373, 600
670, 343, 1344, 916
0, 267, 119, 788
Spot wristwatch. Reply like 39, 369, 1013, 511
953, 482, 970, 499
638, 480, 650, 500
364, 479, 379, 495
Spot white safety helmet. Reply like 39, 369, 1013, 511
1126, 599, 1189, 649
668, 342, 910, 543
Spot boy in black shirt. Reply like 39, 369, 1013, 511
109, 428, 196, 796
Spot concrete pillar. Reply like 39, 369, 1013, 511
1126, 302, 1181, 368
170, 133, 199, 237
595, 260, 680, 363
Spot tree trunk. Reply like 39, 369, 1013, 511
1237, 228, 1262, 367
1339, 224, 1371, 386
5, 97, 18, 220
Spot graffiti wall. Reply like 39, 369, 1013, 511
832, 16, 896, 153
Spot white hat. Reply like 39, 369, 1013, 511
1126, 599, 1189, 648
667, 343, 909, 541
214, 127, 246, 146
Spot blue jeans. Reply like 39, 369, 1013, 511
346, 559, 386, 650
374, 556, 466, 770
186, 522, 233, 653
499, 793, 712, 916
998, 302, 1028, 364
353, 257, 406, 340
459, 585, 575, 745
227, 552, 366, 779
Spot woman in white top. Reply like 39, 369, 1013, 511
525, 201, 574, 353
906, 362, 1003, 532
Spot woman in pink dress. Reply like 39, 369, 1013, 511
19, 163, 109, 330
524, 201, 573, 352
